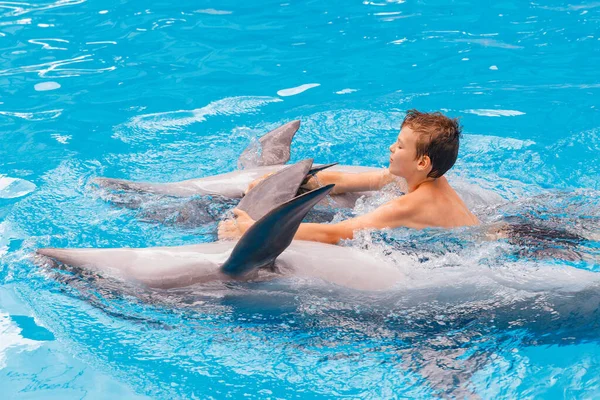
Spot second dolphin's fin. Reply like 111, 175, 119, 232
220, 184, 335, 277
297, 162, 338, 195
306, 162, 339, 178
237, 159, 313, 221
237, 120, 301, 169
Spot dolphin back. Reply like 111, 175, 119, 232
237, 159, 313, 220
221, 184, 335, 277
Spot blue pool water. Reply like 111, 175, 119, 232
1, 0, 600, 398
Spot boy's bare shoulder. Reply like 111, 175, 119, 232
385, 190, 428, 215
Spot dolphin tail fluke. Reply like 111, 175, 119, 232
238, 120, 301, 169
237, 159, 313, 220
221, 184, 334, 277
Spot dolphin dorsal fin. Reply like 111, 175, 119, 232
237, 159, 313, 220
220, 184, 334, 277
237, 120, 301, 169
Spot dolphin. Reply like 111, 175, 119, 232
93, 120, 303, 198
92, 119, 402, 205
92, 118, 504, 217
36, 161, 408, 291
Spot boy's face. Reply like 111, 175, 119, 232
388, 126, 420, 178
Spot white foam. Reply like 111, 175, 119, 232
194, 9, 232, 15
462, 109, 525, 117
277, 83, 320, 97
335, 88, 358, 95
51, 133, 71, 144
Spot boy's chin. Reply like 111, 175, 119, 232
389, 168, 404, 178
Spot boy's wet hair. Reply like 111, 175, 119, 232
401, 109, 462, 178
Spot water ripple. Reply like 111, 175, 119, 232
0, 109, 62, 120
0, 54, 115, 77
113, 96, 282, 144
463, 109, 526, 117
0, 0, 85, 18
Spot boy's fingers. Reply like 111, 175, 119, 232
233, 208, 249, 218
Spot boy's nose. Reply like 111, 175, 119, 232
389, 143, 395, 152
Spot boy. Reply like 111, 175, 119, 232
218, 110, 479, 244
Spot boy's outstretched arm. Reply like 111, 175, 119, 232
307, 169, 398, 194
247, 168, 402, 195
218, 198, 413, 245
291, 198, 412, 244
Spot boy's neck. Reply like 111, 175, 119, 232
406, 175, 437, 193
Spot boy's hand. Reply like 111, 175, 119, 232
300, 174, 320, 191
245, 172, 275, 195
218, 209, 256, 240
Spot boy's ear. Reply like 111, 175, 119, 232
417, 155, 432, 172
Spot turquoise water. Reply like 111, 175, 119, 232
1, 0, 600, 398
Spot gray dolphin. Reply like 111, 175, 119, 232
91, 118, 504, 227
36, 161, 407, 291
92, 119, 398, 205
35, 158, 600, 293
93, 120, 303, 198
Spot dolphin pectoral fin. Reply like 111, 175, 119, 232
238, 120, 301, 169
237, 159, 314, 220
221, 184, 335, 277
